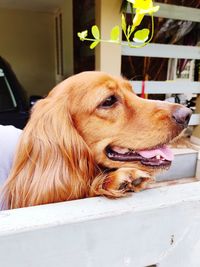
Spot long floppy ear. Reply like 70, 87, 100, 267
1, 92, 96, 209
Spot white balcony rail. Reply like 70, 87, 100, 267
1, 182, 200, 267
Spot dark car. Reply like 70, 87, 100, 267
0, 57, 41, 129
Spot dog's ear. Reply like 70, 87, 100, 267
1, 93, 96, 209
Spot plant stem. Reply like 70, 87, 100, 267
81, 15, 154, 49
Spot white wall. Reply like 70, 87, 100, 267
0, 8, 56, 97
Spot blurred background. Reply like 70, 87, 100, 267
0, 0, 199, 129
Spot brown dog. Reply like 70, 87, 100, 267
1, 71, 192, 209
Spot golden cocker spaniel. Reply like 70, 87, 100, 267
1, 71, 192, 209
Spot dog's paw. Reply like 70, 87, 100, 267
118, 169, 154, 192
90, 168, 154, 199
105, 168, 154, 194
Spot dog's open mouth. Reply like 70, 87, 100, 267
105, 145, 174, 167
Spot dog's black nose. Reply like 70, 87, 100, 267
172, 106, 192, 127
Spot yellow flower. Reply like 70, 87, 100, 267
127, 0, 159, 27
132, 0, 152, 9
127, 0, 159, 14
133, 13, 144, 27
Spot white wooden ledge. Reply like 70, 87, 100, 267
1, 181, 200, 267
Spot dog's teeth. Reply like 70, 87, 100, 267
156, 155, 161, 160
112, 146, 130, 154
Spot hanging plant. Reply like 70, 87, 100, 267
77, 0, 159, 49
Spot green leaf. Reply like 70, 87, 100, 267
77, 30, 88, 41
133, 28, 150, 43
90, 40, 100, 49
121, 14, 126, 33
91, 25, 100, 39
110, 26, 120, 41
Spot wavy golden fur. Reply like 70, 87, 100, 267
1, 71, 191, 209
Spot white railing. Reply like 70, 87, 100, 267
123, 5, 200, 127
130, 81, 200, 95
122, 43, 200, 60
129, 81, 200, 126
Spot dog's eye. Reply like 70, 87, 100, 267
99, 95, 118, 108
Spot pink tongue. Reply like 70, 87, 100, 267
138, 145, 174, 161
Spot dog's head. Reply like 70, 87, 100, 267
51, 71, 192, 175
